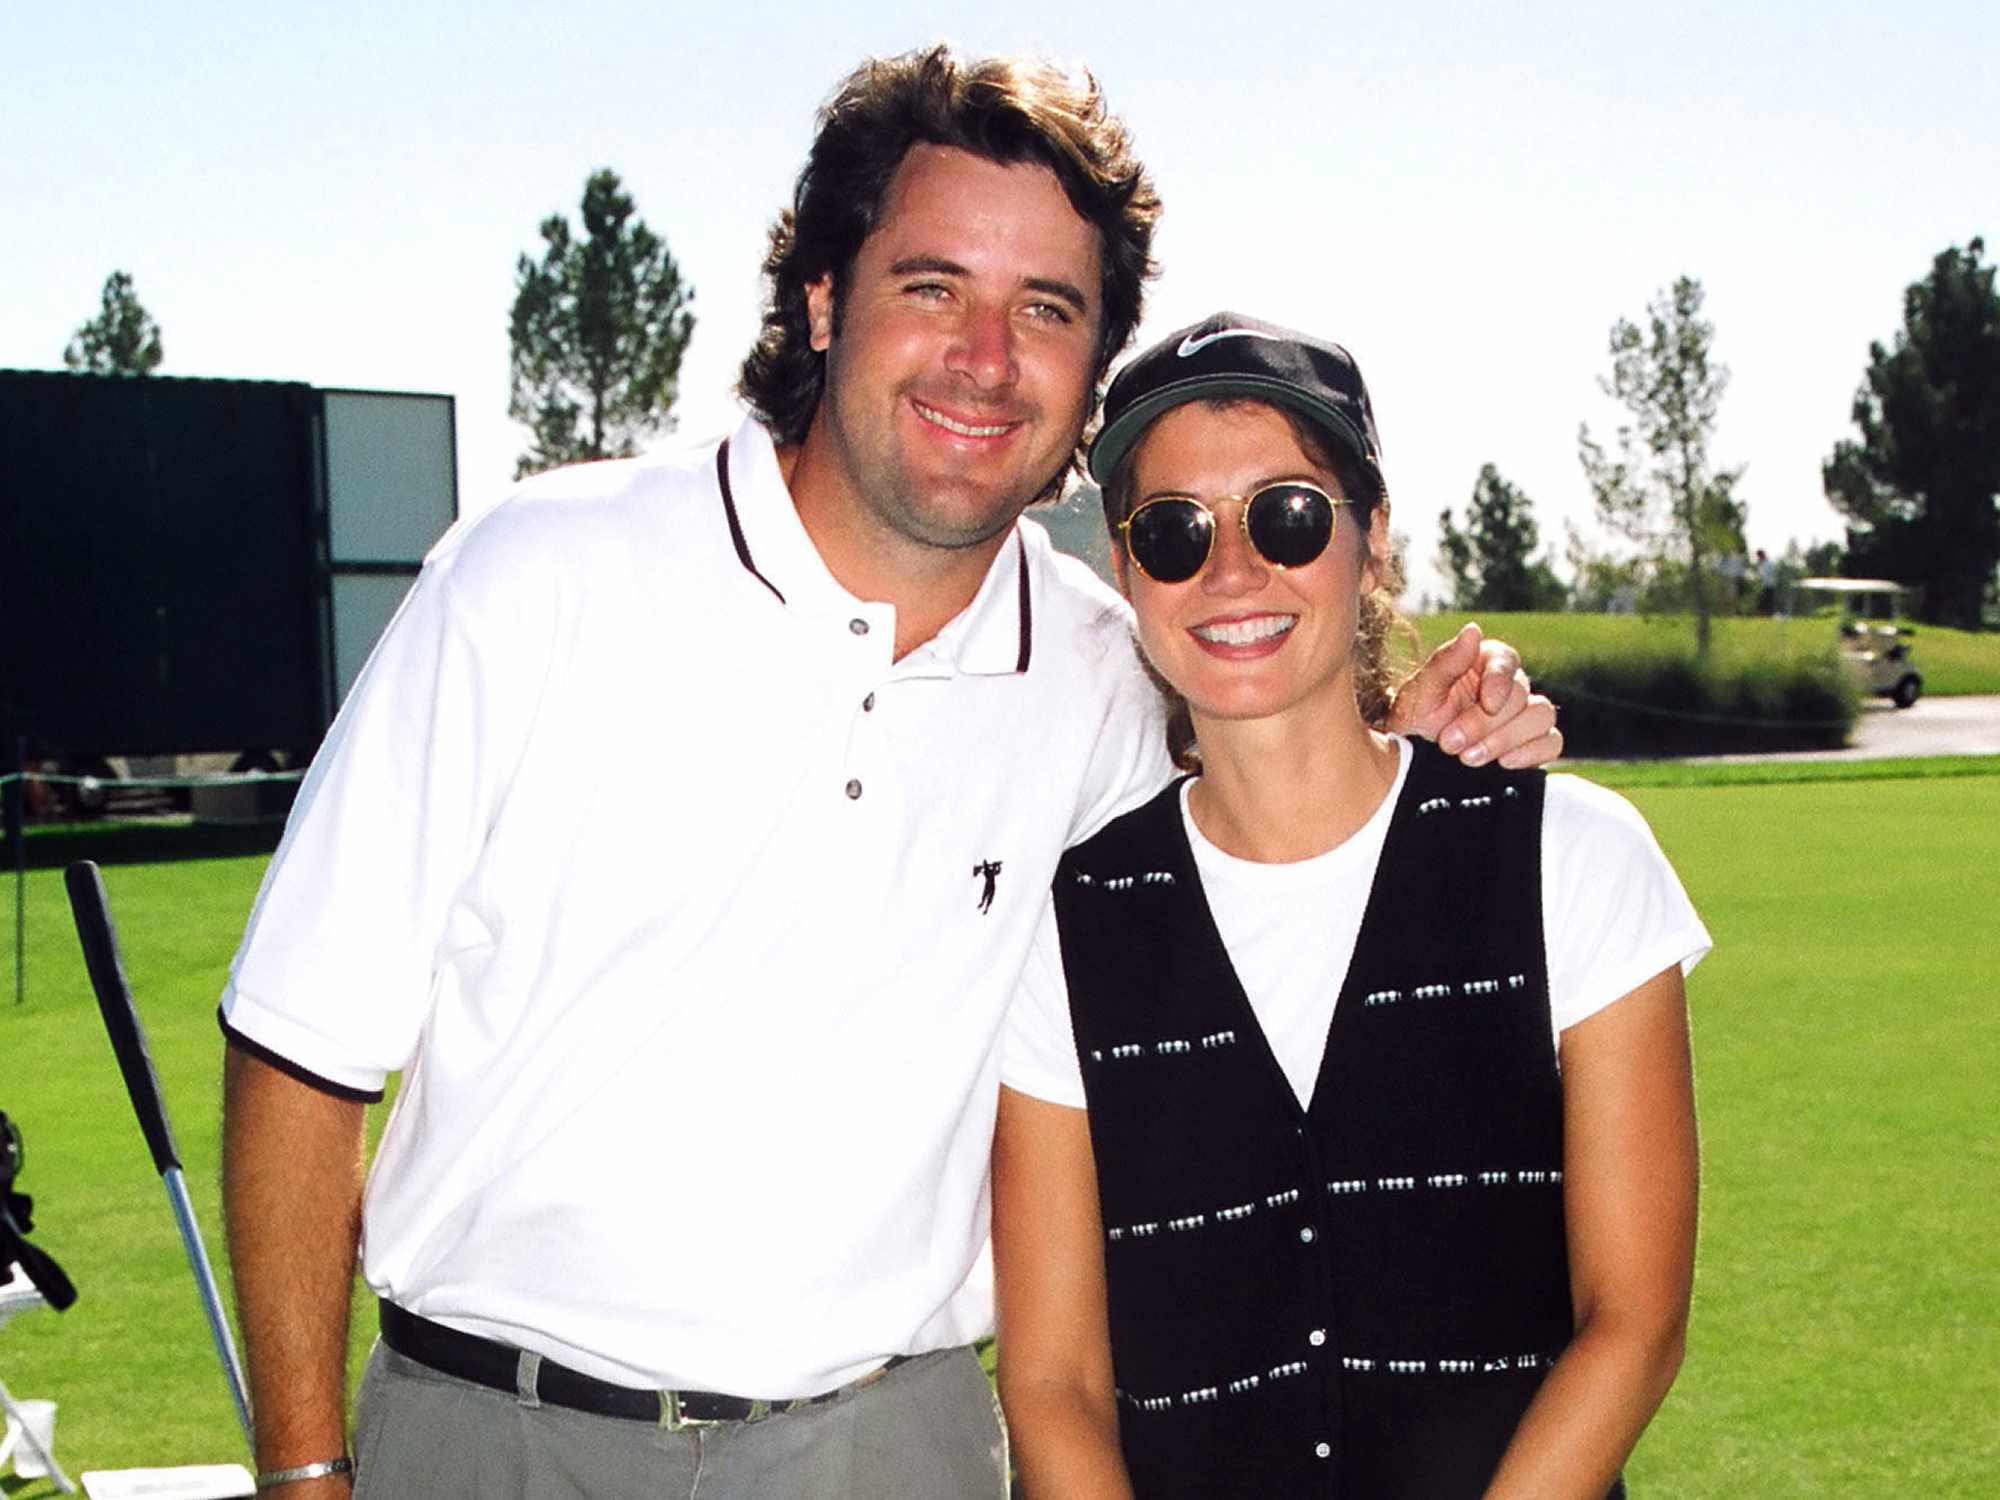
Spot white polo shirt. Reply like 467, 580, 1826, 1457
221, 415, 1172, 1398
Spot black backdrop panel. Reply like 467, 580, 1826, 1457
0, 371, 323, 756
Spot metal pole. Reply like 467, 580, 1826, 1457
0, 1374, 78, 1494
9, 736, 25, 1006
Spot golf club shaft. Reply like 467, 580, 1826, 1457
164, 1166, 255, 1450
64, 860, 257, 1455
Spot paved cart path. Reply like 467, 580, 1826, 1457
1694, 694, 2000, 764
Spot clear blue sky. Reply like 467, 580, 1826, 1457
8, 1, 1994, 602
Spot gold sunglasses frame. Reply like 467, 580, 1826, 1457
1115, 480, 1354, 583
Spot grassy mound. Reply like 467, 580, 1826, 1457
1416, 612, 2000, 697
1411, 613, 1890, 756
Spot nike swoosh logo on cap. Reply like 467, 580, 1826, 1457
1177, 327, 1280, 358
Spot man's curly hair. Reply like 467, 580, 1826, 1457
738, 45, 1160, 457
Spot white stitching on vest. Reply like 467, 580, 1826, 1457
1073, 870, 1176, 890
1117, 1349, 1560, 1414
1363, 974, 1530, 1006
1092, 1031, 1234, 1063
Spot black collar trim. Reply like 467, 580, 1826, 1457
716, 440, 785, 605
1014, 534, 1033, 674
716, 438, 1031, 667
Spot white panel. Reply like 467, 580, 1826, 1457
332, 573, 419, 706
324, 391, 456, 563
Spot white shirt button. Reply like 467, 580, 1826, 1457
1315, 1442, 1331, 1460
1298, 1227, 1316, 1244
845, 779, 863, 800
849, 618, 870, 635
862, 693, 875, 712
1308, 1329, 1326, 1347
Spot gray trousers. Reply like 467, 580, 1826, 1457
351, 1341, 1008, 1499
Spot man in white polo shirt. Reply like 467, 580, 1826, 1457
219, 46, 1559, 1500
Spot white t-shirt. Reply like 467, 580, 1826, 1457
221, 416, 1174, 1397
1004, 737, 1711, 1111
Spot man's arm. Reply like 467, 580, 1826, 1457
222, 1046, 368, 1496
1388, 621, 1563, 768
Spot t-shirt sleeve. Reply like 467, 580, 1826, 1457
1542, 774, 1712, 1035
218, 534, 540, 1096
1001, 900, 1090, 1109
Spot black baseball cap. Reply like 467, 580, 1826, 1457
1087, 311, 1384, 491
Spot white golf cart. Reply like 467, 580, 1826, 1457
1797, 578, 1923, 708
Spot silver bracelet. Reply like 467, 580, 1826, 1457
255, 1456, 354, 1489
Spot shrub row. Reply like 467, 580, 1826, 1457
1538, 647, 1858, 758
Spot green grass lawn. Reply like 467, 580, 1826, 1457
1607, 766, 1999, 1492
0, 854, 381, 1485
3, 762, 1995, 1493
1414, 611, 2000, 696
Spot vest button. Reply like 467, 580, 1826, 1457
1315, 1442, 1332, 1460
1309, 1328, 1326, 1347
862, 693, 876, 712
850, 617, 870, 635
1298, 1227, 1316, 1244
845, 779, 863, 800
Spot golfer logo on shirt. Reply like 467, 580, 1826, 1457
972, 860, 1003, 915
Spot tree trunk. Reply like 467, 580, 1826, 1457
1681, 467, 1712, 658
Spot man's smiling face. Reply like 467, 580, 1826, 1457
800, 143, 1103, 557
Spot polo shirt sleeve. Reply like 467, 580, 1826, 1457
219, 524, 544, 1097
1001, 902, 1090, 1109
1542, 774, 1712, 1037
1065, 627, 1175, 847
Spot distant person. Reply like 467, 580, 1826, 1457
1756, 549, 1779, 615
995, 315, 1706, 1499
219, 52, 1559, 1500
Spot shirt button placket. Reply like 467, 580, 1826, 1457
846, 613, 883, 799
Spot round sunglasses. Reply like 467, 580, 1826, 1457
1116, 481, 1352, 584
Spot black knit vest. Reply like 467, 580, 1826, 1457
1053, 742, 1621, 1499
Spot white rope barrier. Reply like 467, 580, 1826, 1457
1545, 682, 1856, 732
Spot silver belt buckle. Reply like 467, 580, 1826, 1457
658, 1390, 774, 1431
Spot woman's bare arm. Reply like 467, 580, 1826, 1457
1483, 965, 1699, 1499
992, 1085, 1136, 1500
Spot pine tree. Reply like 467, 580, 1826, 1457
64, 271, 164, 375
1436, 465, 1566, 611
1823, 238, 2000, 628
509, 169, 696, 478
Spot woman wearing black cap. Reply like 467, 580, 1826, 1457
993, 314, 1707, 1499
